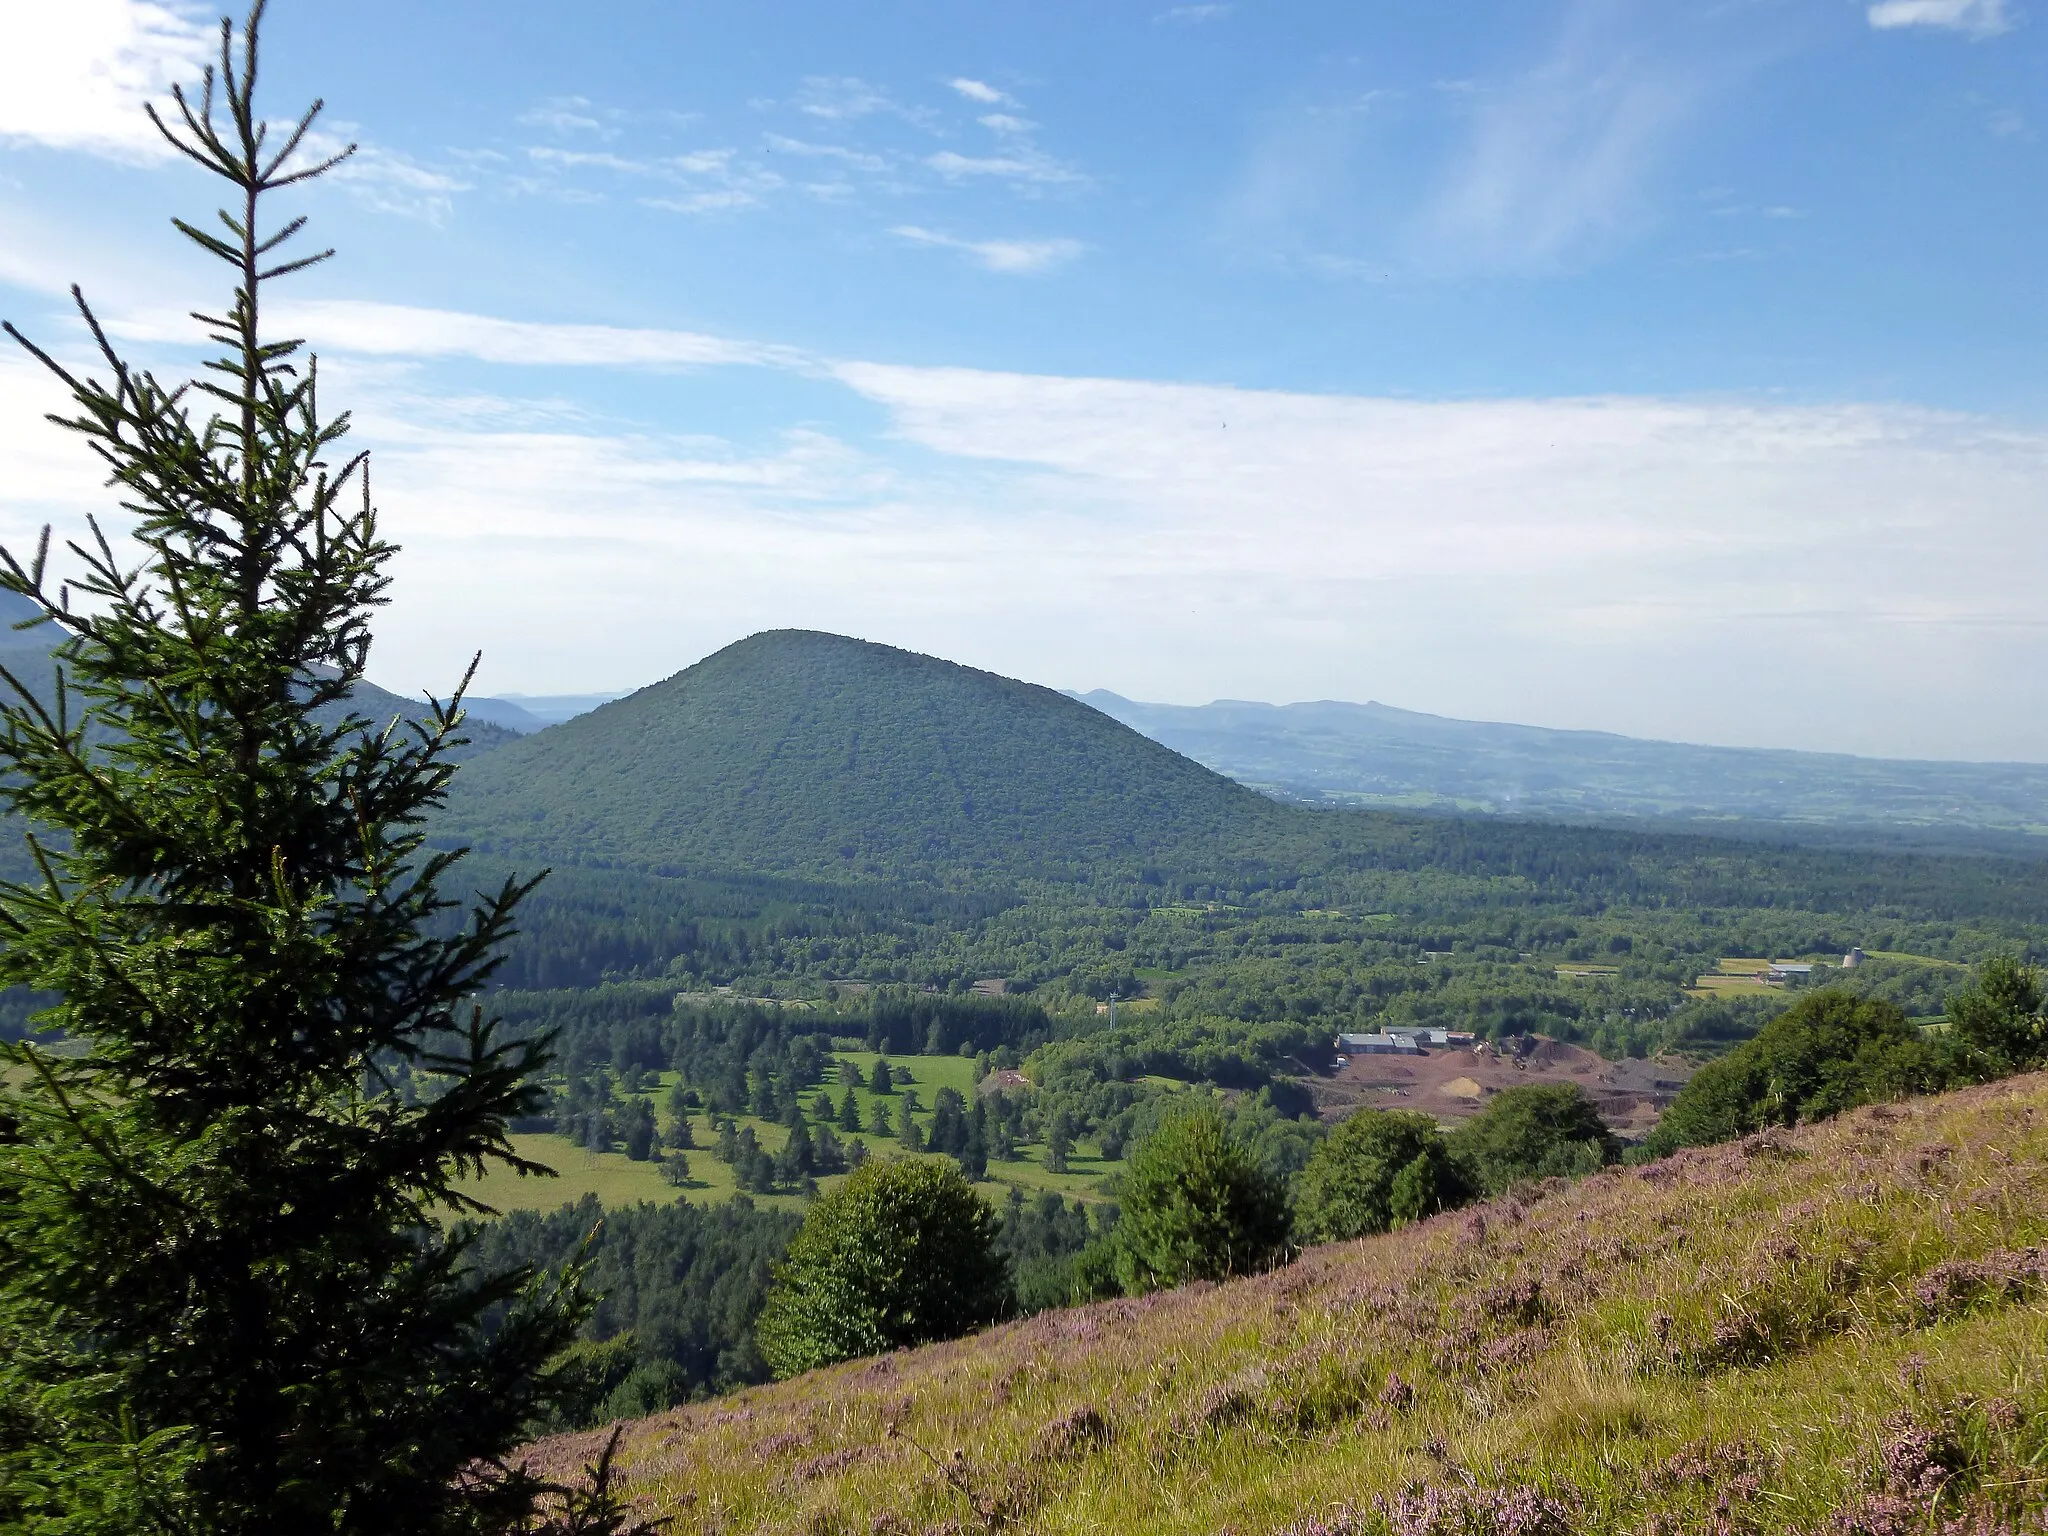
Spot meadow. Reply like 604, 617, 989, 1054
458, 1051, 1129, 1218
517, 1072, 2048, 1536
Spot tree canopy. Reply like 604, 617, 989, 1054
1644, 988, 1940, 1157
1294, 1109, 1469, 1243
1112, 1101, 1292, 1292
1446, 1084, 1620, 1195
754, 1158, 1010, 1378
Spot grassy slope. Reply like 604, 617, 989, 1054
520, 1074, 2048, 1535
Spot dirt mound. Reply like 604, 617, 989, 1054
1523, 1037, 1600, 1072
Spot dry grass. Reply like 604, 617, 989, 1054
518, 1073, 2048, 1535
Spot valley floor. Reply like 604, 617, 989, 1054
518, 1074, 2048, 1535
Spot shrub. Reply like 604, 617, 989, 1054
1448, 1084, 1619, 1195
1295, 1109, 1471, 1243
754, 1158, 1010, 1378
1944, 956, 2047, 1081
1645, 988, 1941, 1158
1113, 1101, 1292, 1292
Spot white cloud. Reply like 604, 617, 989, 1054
948, 79, 1014, 106
518, 96, 609, 135
519, 141, 783, 213
890, 226, 1084, 274
105, 299, 815, 371
10, 303, 2048, 758
1413, 1, 1715, 273
818, 362, 2048, 756
0, 0, 210, 160
795, 76, 929, 125
1867, 0, 2013, 36
764, 133, 888, 172
1157, 4, 1233, 20
0, 0, 463, 223
319, 134, 469, 222
926, 149, 1086, 186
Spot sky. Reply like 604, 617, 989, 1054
0, 0, 2044, 761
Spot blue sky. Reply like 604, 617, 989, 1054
1, 0, 2045, 759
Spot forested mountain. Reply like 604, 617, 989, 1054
437, 630, 1290, 885
402, 627, 2048, 1002
1076, 689, 2048, 839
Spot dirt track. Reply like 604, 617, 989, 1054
1310, 1035, 1694, 1138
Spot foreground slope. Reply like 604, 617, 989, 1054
522, 1075, 2048, 1535
440, 630, 1287, 883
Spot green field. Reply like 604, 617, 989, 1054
455, 1050, 1128, 1218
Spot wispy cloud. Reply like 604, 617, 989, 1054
926, 149, 1086, 187
517, 96, 611, 136
890, 226, 1083, 274
7, 312, 2047, 754
1867, 0, 2013, 36
306, 129, 469, 222
518, 142, 783, 213
1156, 4, 1233, 21
1411, 0, 1725, 274
794, 76, 932, 126
106, 299, 815, 371
948, 79, 1015, 106
763, 133, 889, 172
0, 0, 210, 161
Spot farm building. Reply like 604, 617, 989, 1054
1335, 1032, 1419, 1056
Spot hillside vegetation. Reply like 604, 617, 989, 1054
439, 630, 1287, 885
517, 1074, 2048, 1535
419, 629, 2048, 1008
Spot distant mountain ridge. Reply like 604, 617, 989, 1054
1073, 690, 2048, 839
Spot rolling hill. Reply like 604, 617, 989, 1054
518, 1074, 2048, 1535
437, 630, 1292, 884
1078, 690, 2048, 840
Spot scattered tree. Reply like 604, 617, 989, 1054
1944, 956, 2047, 1081
1448, 1083, 1618, 1194
1045, 1107, 1073, 1174
754, 1159, 1010, 1377
1112, 1102, 1292, 1293
1644, 989, 1940, 1158
1294, 1109, 1469, 1243
620, 1099, 659, 1161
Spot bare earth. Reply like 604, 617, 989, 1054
1309, 1035, 1695, 1138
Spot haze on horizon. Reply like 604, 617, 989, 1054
1, 0, 2042, 763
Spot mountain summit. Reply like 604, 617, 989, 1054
439, 630, 1284, 883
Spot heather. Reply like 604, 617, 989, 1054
516, 1072, 2048, 1535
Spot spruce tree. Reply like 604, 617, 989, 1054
0, 8, 595, 1531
